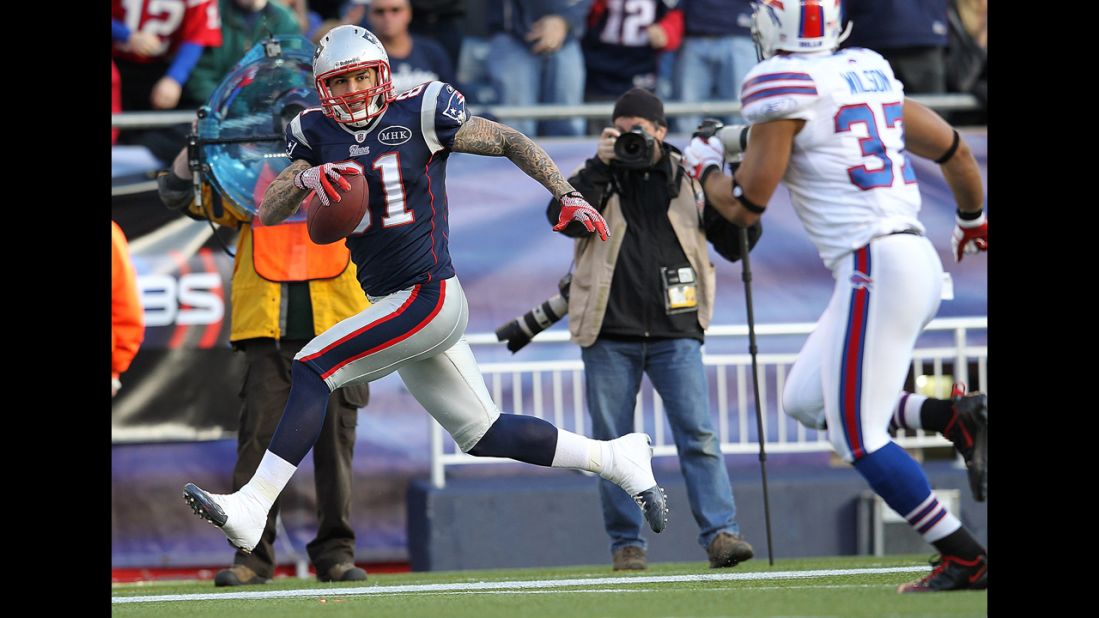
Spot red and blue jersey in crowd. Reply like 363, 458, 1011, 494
111, 0, 222, 64
581, 0, 682, 98
285, 81, 469, 297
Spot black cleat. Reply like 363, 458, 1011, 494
897, 554, 988, 593
944, 384, 987, 501
182, 483, 266, 553
184, 482, 227, 527
632, 486, 668, 533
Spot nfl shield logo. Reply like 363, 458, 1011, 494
355, 131, 367, 143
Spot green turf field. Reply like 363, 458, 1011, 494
111, 554, 987, 617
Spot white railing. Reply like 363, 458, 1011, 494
111, 94, 983, 130
430, 317, 987, 487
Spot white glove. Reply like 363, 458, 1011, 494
112, 377, 122, 397
684, 136, 724, 181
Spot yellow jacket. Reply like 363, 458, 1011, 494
187, 185, 369, 342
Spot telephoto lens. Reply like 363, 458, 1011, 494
495, 274, 573, 353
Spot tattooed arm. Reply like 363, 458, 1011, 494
259, 159, 312, 226
451, 116, 575, 199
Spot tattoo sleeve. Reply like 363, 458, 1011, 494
451, 116, 574, 198
259, 159, 312, 226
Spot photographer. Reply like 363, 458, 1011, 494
546, 88, 760, 572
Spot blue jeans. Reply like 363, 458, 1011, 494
582, 337, 741, 552
673, 35, 759, 134
485, 33, 586, 136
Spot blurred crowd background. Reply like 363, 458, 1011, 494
112, 0, 988, 164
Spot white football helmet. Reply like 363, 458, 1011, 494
313, 25, 394, 126
751, 0, 851, 60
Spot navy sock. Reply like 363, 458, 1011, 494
887, 396, 953, 433
268, 361, 333, 466
932, 528, 985, 560
919, 398, 956, 433
852, 441, 933, 518
468, 414, 558, 466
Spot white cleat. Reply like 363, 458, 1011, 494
182, 483, 267, 553
600, 433, 669, 533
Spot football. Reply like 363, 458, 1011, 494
304, 172, 369, 245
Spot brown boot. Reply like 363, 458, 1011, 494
707, 532, 754, 568
318, 562, 368, 582
612, 546, 647, 571
213, 564, 269, 587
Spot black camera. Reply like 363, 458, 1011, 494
612, 124, 656, 169
495, 273, 573, 353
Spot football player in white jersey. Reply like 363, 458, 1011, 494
684, 1, 988, 593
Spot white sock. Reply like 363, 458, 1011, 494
551, 428, 610, 473
895, 393, 927, 430
904, 493, 963, 544
241, 450, 297, 510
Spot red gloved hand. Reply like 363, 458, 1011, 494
554, 191, 609, 241
951, 212, 987, 263
293, 161, 364, 207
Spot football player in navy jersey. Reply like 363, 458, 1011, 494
184, 24, 670, 551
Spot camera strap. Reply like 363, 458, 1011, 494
600, 172, 623, 211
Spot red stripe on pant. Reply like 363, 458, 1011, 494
319, 280, 448, 381
842, 248, 870, 458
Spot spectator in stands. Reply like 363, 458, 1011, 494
310, 0, 347, 20
275, 0, 322, 38
112, 0, 223, 162
673, 0, 757, 134
111, 0, 223, 110
842, 0, 949, 94
362, 0, 456, 93
485, 0, 592, 136
112, 221, 145, 398
581, 0, 682, 106
158, 68, 370, 586
183, 0, 303, 109
455, 0, 498, 105
547, 88, 759, 571
112, 61, 123, 144
408, 0, 466, 67
943, 0, 986, 124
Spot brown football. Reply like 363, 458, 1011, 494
304, 172, 370, 245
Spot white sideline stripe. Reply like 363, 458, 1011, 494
112, 566, 928, 604
377, 583, 889, 596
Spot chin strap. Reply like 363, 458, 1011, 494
836, 20, 854, 47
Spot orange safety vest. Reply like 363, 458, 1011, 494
250, 162, 350, 282
184, 171, 369, 343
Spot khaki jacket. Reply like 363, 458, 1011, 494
567, 155, 715, 347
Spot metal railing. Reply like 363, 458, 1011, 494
430, 317, 987, 487
111, 94, 982, 130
